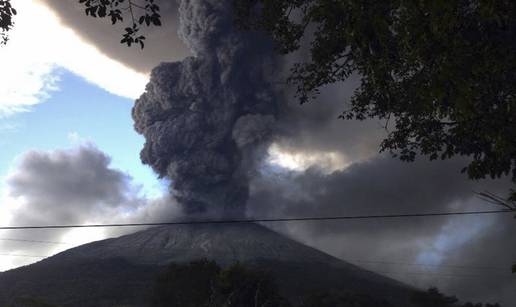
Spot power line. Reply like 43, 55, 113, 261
0, 254, 508, 277
0, 209, 512, 230
1, 255, 507, 275
0, 238, 69, 245
1, 252, 509, 273
0, 253, 511, 279
0, 253, 47, 258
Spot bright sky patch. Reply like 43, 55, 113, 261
0, 0, 147, 117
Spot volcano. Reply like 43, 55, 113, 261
0, 223, 419, 306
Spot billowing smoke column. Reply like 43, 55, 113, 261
132, 0, 279, 217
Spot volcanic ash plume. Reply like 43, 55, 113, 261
132, 0, 279, 217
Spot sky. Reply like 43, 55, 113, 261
0, 0, 515, 305
0, 0, 168, 268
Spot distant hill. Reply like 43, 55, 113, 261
0, 223, 419, 306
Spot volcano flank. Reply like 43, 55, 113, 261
0, 223, 419, 307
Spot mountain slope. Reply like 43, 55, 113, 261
57, 223, 363, 266
0, 223, 418, 306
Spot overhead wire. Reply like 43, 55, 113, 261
0, 253, 47, 258
0, 209, 512, 230
0, 254, 512, 279
0, 238, 70, 244
0, 209, 513, 280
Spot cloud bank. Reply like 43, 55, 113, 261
247, 155, 515, 305
0, 145, 179, 271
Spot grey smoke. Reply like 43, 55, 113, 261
6, 146, 134, 226
0, 145, 179, 270
247, 156, 515, 305
3, 144, 179, 227
133, 0, 279, 217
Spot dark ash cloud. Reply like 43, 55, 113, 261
247, 156, 515, 305
132, 0, 280, 217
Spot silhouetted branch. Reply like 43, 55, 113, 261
477, 191, 516, 211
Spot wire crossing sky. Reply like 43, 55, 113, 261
0, 209, 512, 230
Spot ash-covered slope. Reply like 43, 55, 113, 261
0, 223, 418, 307
58, 223, 353, 266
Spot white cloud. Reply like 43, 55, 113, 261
266, 143, 349, 174
67, 131, 93, 145
0, 0, 148, 117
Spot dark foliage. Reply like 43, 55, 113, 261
153, 264, 505, 307
411, 288, 459, 307
151, 259, 221, 307
78, 0, 161, 48
0, 0, 15, 45
236, 0, 516, 201
152, 260, 290, 307
300, 290, 394, 307
411, 288, 501, 307
212, 263, 291, 307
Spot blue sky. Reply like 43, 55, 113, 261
0, 69, 164, 198
0, 0, 159, 197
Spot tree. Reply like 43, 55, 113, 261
212, 263, 290, 307
477, 191, 516, 273
411, 288, 501, 307
0, 0, 15, 45
300, 291, 393, 307
411, 287, 459, 307
151, 259, 220, 307
0, 0, 160, 48
235, 0, 516, 202
151, 260, 291, 307
78, 0, 161, 48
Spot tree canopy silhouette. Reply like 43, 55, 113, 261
151, 263, 503, 307
78, 0, 161, 48
411, 288, 501, 307
151, 260, 290, 307
0, 0, 15, 45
